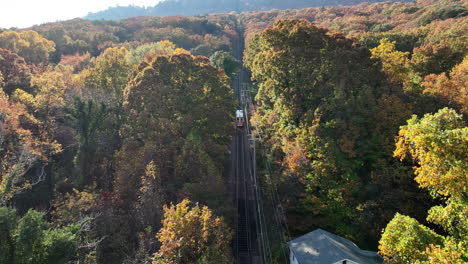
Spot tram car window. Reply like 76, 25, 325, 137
236, 110, 245, 127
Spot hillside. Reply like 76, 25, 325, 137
0, 0, 467, 263
84, 0, 411, 20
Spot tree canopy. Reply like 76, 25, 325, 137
153, 199, 233, 264
244, 19, 412, 243
0, 0, 466, 262
380, 108, 468, 263
0, 31, 55, 64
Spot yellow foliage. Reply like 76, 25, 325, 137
158, 40, 177, 50
153, 199, 233, 264
394, 108, 467, 198
426, 241, 465, 264
0, 30, 55, 64
52, 189, 99, 225
0, 72, 4, 89
139, 161, 158, 195
0, 93, 54, 204
173, 48, 191, 55
370, 38, 411, 85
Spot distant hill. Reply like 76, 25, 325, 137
85, 0, 411, 20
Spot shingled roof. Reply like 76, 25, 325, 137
288, 229, 383, 264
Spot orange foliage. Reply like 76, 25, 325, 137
284, 142, 308, 173
423, 56, 468, 114
59, 53, 91, 72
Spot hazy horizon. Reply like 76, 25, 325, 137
0, 0, 161, 29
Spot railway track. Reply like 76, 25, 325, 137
234, 128, 256, 264
231, 19, 262, 264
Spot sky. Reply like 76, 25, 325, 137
0, 0, 161, 29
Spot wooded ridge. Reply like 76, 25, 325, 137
0, 0, 466, 263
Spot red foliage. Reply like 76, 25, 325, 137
99, 192, 124, 208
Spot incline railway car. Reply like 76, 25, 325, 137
236, 110, 245, 127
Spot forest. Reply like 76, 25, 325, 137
84, 0, 411, 20
0, 0, 467, 263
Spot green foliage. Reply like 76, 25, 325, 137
359, 32, 422, 53
209, 51, 241, 78
0, 207, 17, 263
113, 53, 234, 262
117, 53, 234, 203
71, 98, 107, 189
15, 209, 49, 263
380, 108, 468, 263
175, 135, 228, 215
427, 198, 468, 242
370, 23, 394, 32
191, 44, 213, 57
379, 213, 444, 264
126, 40, 176, 65
417, 5, 468, 26
42, 225, 79, 264
245, 19, 412, 245
0, 208, 80, 264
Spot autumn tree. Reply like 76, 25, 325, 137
245, 19, 423, 245
379, 213, 445, 264
0, 49, 32, 95
0, 30, 55, 64
10, 65, 73, 153
423, 56, 468, 114
380, 108, 468, 263
0, 94, 40, 205
411, 41, 465, 76
0, 64, 81, 210
28, 66, 72, 122
394, 108, 467, 198
59, 52, 91, 73
81, 47, 131, 107
116, 53, 234, 204
73, 47, 132, 189
136, 160, 163, 231
0, 88, 61, 206
370, 38, 415, 89
153, 199, 233, 264
126, 40, 177, 65
174, 133, 229, 214
112, 53, 234, 262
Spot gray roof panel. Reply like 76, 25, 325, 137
288, 229, 383, 264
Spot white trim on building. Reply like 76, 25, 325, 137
333, 259, 359, 264
290, 248, 299, 264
